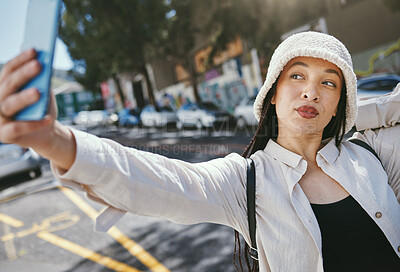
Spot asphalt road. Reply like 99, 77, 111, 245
0, 125, 254, 272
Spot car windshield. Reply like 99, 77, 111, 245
379, 80, 399, 91
158, 106, 174, 112
181, 104, 197, 110
199, 102, 219, 111
247, 97, 256, 105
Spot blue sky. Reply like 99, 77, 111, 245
0, 0, 73, 70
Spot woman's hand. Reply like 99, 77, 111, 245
0, 49, 76, 170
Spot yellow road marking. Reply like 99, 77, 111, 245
108, 227, 170, 272
0, 213, 24, 228
2, 222, 17, 260
37, 231, 141, 272
58, 186, 171, 272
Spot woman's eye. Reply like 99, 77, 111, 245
290, 74, 303, 80
323, 81, 336, 87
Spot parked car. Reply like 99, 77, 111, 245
0, 143, 42, 180
73, 110, 109, 128
234, 96, 258, 129
357, 74, 400, 100
140, 105, 177, 127
118, 108, 141, 127
176, 102, 235, 130
105, 111, 119, 126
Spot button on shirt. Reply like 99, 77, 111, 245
52, 84, 400, 272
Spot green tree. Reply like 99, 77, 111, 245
158, 0, 202, 102
206, 0, 330, 63
60, 0, 169, 106
382, 0, 400, 11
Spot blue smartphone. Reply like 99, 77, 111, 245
15, 0, 62, 121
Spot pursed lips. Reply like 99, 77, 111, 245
295, 105, 319, 119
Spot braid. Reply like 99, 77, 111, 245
233, 83, 277, 272
322, 84, 347, 147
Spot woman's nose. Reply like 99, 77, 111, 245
301, 86, 319, 102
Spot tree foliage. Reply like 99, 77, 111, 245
382, 0, 400, 11
59, 0, 169, 105
59, 0, 336, 105
206, 0, 329, 63
158, 0, 202, 101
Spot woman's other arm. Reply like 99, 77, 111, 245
353, 83, 400, 201
355, 83, 400, 131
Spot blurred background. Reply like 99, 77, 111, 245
0, 1, 399, 271
1, 0, 399, 126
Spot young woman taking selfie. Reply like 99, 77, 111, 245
0, 31, 399, 272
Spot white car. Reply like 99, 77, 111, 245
140, 105, 177, 127
73, 110, 109, 128
176, 102, 234, 130
234, 96, 258, 129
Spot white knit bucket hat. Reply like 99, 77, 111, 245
254, 31, 357, 134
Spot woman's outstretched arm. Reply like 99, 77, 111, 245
0, 49, 76, 171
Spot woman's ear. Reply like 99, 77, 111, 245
271, 94, 276, 105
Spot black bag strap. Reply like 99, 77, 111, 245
348, 138, 384, 169
246, 158, 258, 260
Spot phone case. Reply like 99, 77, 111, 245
15, 0, 62, 121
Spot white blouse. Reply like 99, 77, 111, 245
52, 84, 400, 272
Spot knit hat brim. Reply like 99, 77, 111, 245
254, 31, 357, 134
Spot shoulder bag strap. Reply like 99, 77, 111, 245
246, 158, 258, 260
348, 138, 384, 169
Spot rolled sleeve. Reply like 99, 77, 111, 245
356, 83, 400, 131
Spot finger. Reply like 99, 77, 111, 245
0, 117, 52, 144
0, 59, 41, 101
0, 49, 37, 81
0, 88, 40, 118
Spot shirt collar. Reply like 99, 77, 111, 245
264, 139, 303, 169
263, 137, 340, 168
317, 138, 340, 165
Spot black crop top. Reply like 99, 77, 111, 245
311, 195, 400, 272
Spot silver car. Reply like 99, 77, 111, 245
234, 96, 258, 129
357, 74, 400, 100
0, 143, 42, 180
140, 105, 177, 127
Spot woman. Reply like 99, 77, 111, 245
0, 31, 399, 271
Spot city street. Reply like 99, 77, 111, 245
0, 125, 254, 272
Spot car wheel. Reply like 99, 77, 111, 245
237, 117, 247, 130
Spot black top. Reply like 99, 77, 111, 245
311, 195, 400, 272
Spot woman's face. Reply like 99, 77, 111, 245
272, 56, 343, 138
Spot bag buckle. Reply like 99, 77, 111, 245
249, 247, 258, 260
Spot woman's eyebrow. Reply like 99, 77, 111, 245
325, 69, 341, 79
288, 62, 308, 69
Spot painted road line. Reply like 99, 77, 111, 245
37, 231, 141, 272
0, 213, 24, 228
108, 227, 171, 272
58, 186, 171, 272
0, 212, 24, 259
2, 222, 17, 260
